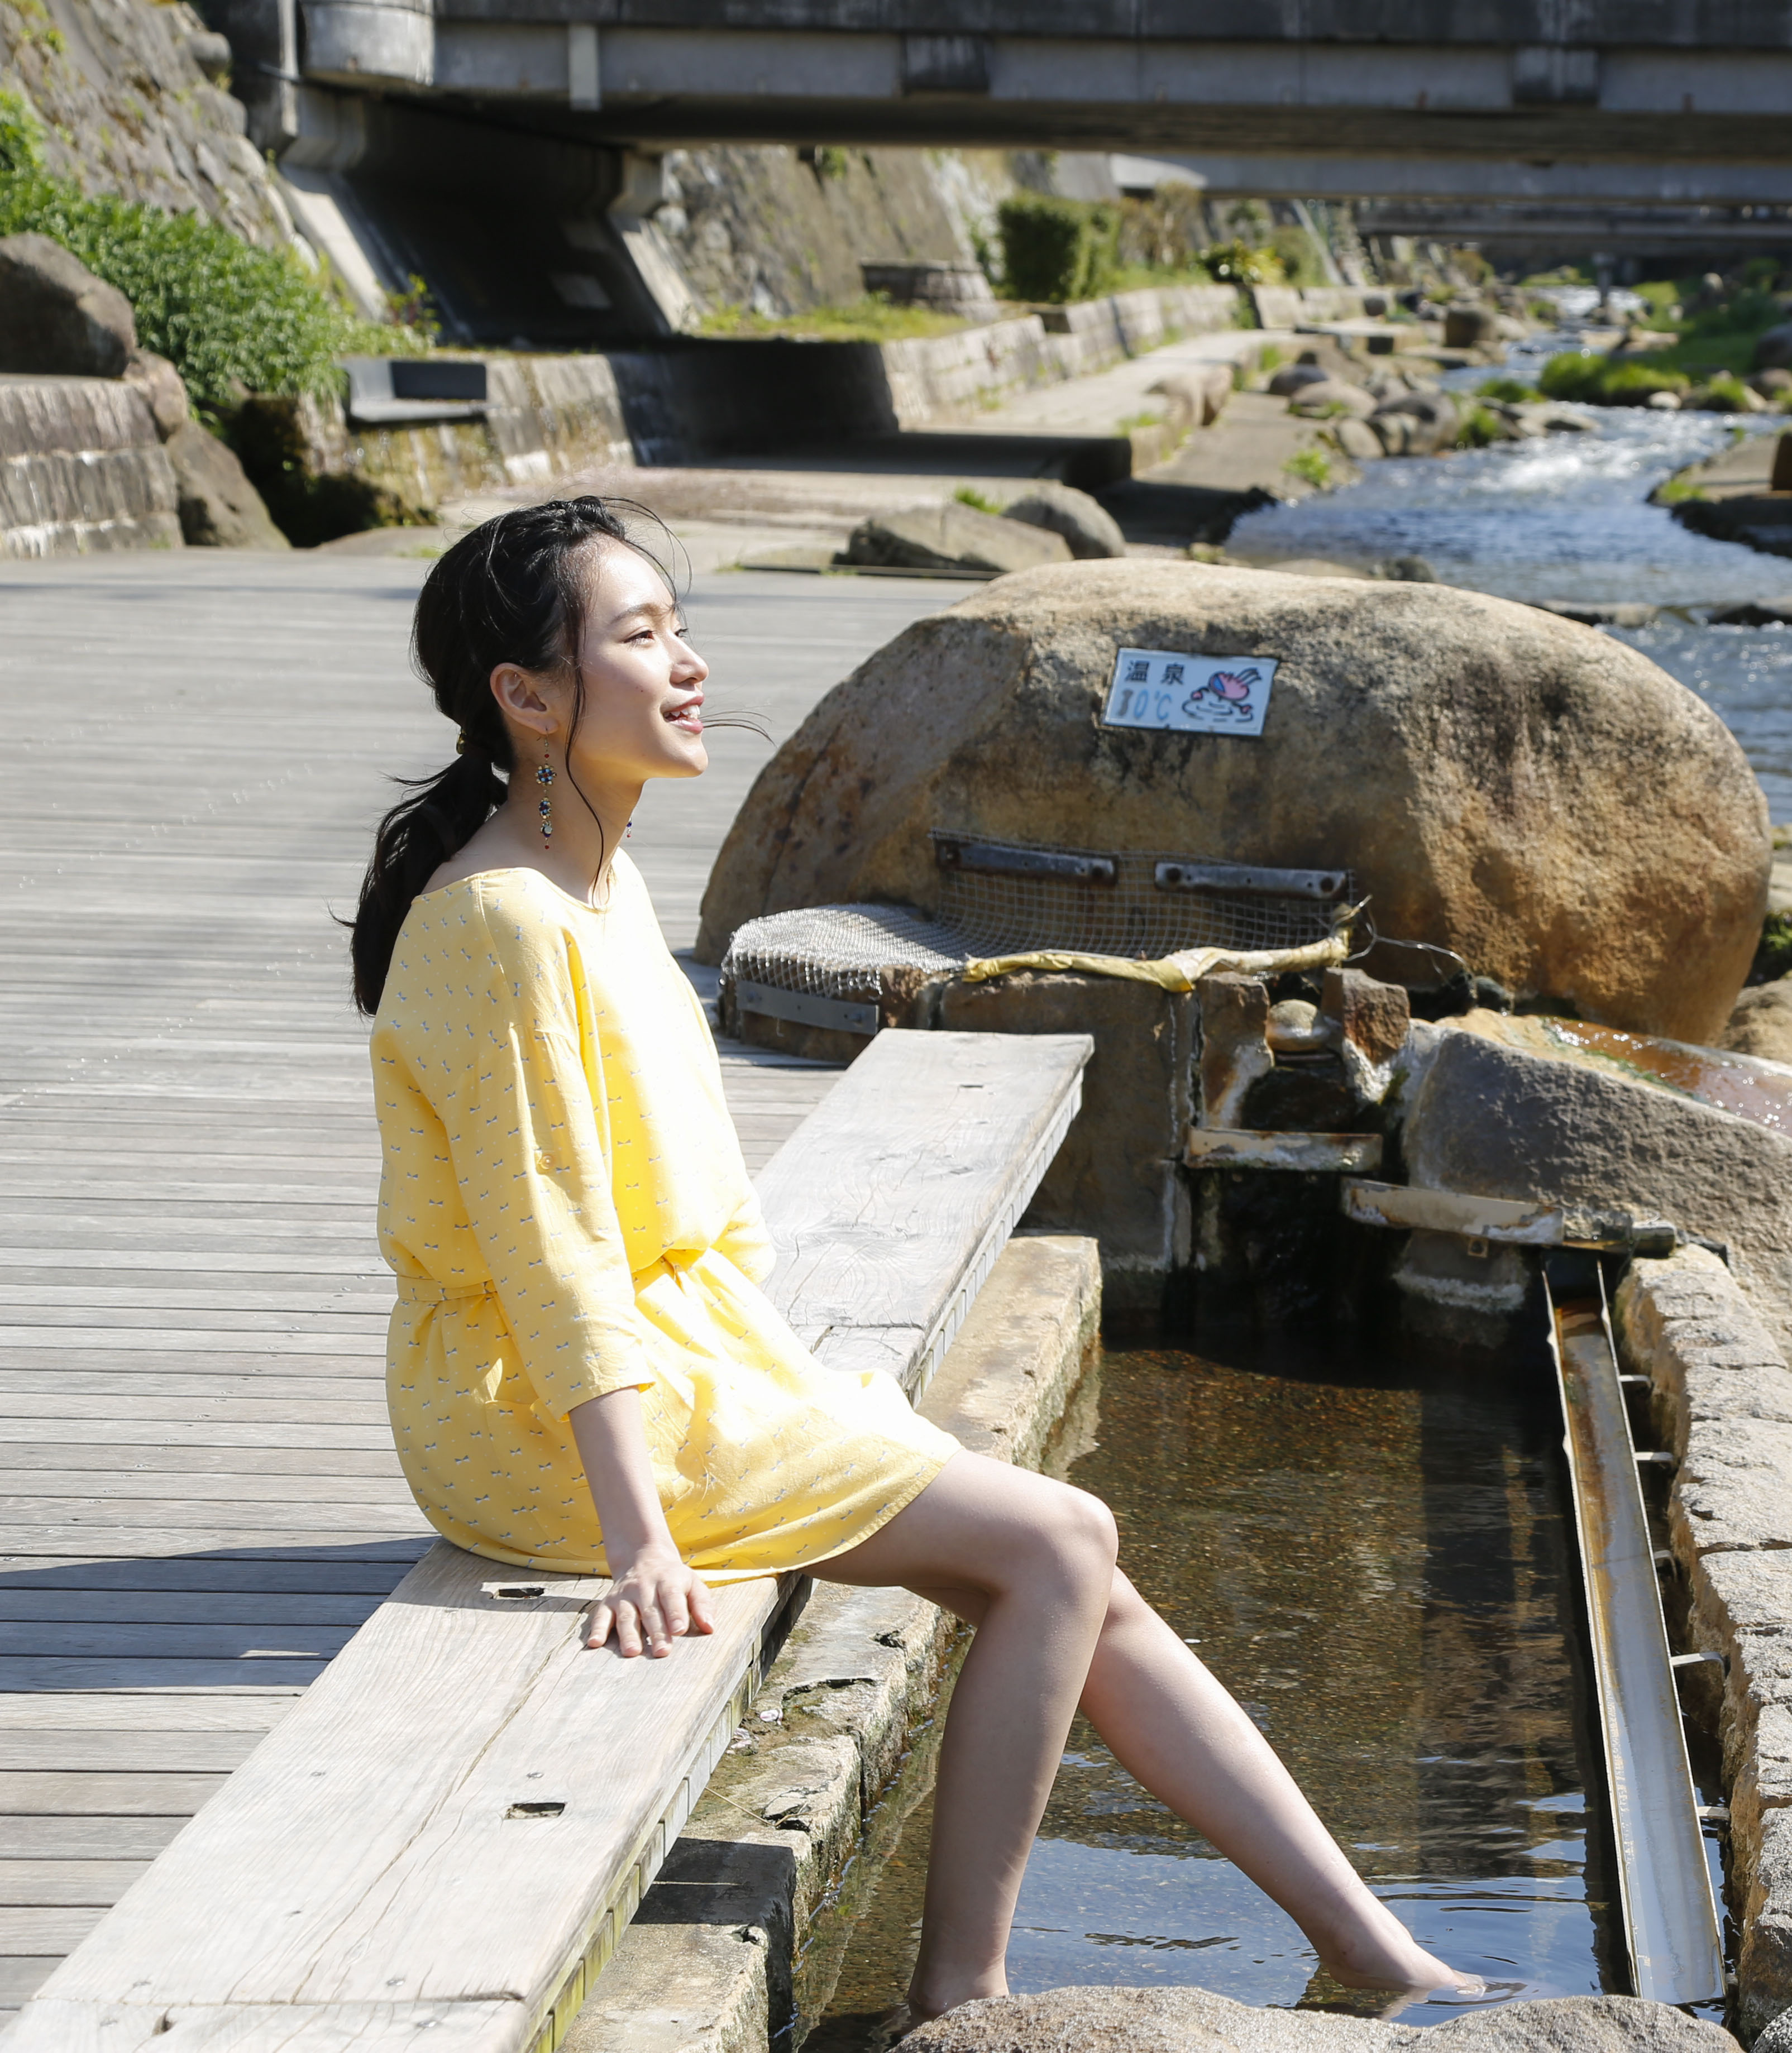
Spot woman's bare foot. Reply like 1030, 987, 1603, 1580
906, 1973, 1008, 2025
1318, 1925, 1485, 1997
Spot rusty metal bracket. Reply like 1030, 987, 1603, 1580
1340, 1179, 1676, 1255
1546, 1264, 1727, 2007
1184, 1129, 1383, 1173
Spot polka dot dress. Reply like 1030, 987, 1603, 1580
370, 860, 958, 1582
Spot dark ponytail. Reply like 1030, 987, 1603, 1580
348, 495, 656, 1013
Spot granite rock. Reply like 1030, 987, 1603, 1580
1722, 982, 1792, 1066
696, 563, 1769, 1047
901, 1989, 1736, 2053
0, 235, 136, 377
165, 422, 289, 549
1001, 481, 1125, 561
843, 504, 1071, 576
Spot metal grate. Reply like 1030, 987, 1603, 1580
721, 834, 1353, 1015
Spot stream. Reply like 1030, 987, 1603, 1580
1227, 334, 1792, 818
802, 1329, 1666, 2047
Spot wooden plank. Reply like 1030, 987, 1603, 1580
0, 1776, 230, 1816
0, 1699, 297, 1733
0, 1562, 419, 1595
0, 1737, 263, 1772
0, 1864, 153, 1906
1, 1998, 524, 2049
0, 1909, 106, 1952
0, 1822, 185, 1862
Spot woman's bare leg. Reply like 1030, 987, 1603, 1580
818, 1454, 1479, 2014
813, 1453, 1118, 2018
1078, 1569, 1479, 1994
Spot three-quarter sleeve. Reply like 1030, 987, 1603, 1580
419, 891, 653, 1418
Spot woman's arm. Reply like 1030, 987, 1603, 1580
570, 1386, 715, 1658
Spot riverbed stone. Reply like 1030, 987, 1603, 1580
1369, 391, 1460, 456
1721, 981, 1792, 1065
0, 233, 136, 378
1755, 325, 1792, 372
1288, 380, 1376, 419
1001, 481, 1125, 560
1268, 362, 1333, 398
901, 1989, 1737, 2053
695, 562, 1769, 1047
843, 503, 1071, 576
1402, 1026, 1792, 1343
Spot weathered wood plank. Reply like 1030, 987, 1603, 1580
0, 1865, 153, 1907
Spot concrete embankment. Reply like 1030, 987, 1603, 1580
1654, 435, 1792, 562
563, 1232, 1100, 2053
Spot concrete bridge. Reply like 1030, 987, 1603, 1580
222, 0, 1792, 178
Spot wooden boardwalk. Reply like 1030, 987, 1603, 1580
0, 552, 962, 2013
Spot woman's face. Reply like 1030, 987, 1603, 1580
558, 541, 709, 789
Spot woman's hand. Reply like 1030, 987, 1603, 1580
585, 1542, 715, 1657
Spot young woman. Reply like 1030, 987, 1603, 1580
351, 497, 1480, 2023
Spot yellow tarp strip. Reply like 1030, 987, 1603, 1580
960, 912, 1359, 994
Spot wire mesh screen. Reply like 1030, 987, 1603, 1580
930, 833, 1347, 960
724, 904, 971, 1003
721, 834, 1353, 1007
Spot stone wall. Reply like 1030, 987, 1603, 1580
0, 375, 180, 557
1614, 1247, 1792, 2044
1, 0, 292, 247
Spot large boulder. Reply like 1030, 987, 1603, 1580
0, 233, 136, 378
120, 349, 189, 441
1001, 481, 1125, 560
1288, 379, 1376, 419
695, 563, 1769, 1045
902, 1988, 1736, 2053
165, 422, 290, 549
843, 503, 1070, 576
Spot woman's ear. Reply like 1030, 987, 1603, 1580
491, 664, 557, 737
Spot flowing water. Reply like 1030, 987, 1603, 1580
805, 1333, 1618, 2045
1227, 336, 1792, 818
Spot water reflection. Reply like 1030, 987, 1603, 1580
807, 1335, 1611, 2041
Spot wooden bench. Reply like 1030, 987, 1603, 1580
4, 1028, 1090, 2053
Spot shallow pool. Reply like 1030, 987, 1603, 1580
805, 1332, 1614, 2044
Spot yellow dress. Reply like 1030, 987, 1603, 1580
370, 858, 959, 1582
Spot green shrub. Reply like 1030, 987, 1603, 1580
1756, 911, 1792, 984
1537, 351, 1604, 401
1476, 376, 1538, 403
0, 160, 415, 414
1283, 446, 1331, 489
0, 87, 46, 174
1537, 351, 1689, 406
1697, 374, 1754, 411
996, 193, 1119, 303
953, 485, 1001, 514
1455, 404, 1506, 448
1199, 238, 1285, 287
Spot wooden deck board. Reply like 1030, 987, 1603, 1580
0, 556, 953, 2013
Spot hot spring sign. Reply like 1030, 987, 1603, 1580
1101, 648, 1277, 737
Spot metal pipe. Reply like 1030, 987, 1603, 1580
1545, 1261, 1727, 2007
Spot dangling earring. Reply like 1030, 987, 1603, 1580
536, 740, 555, 847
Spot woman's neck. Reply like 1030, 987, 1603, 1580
423, 772, 641, 905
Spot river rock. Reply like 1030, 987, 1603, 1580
901, 1988, 1737, 2053
843, 504, 1071, 576
1751, 369, 1792, 399
1710, 600, 1792, 626
1402, 1025, 1792, 1342
1288, 380, 1376, 419
1370, 391, 1459, 456
695, 562, 1769, 1045
1443, 303, 1500, 350
1001, 481, 1125, 561
165, 422, 290, 549
1755, 325, 1792, 373
1153, 363, 1233, 425
0, 233, 136, 378
1332, 418, 1386, 461
1269, 363, 1333, 398
1721, 981, 1792, 1065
